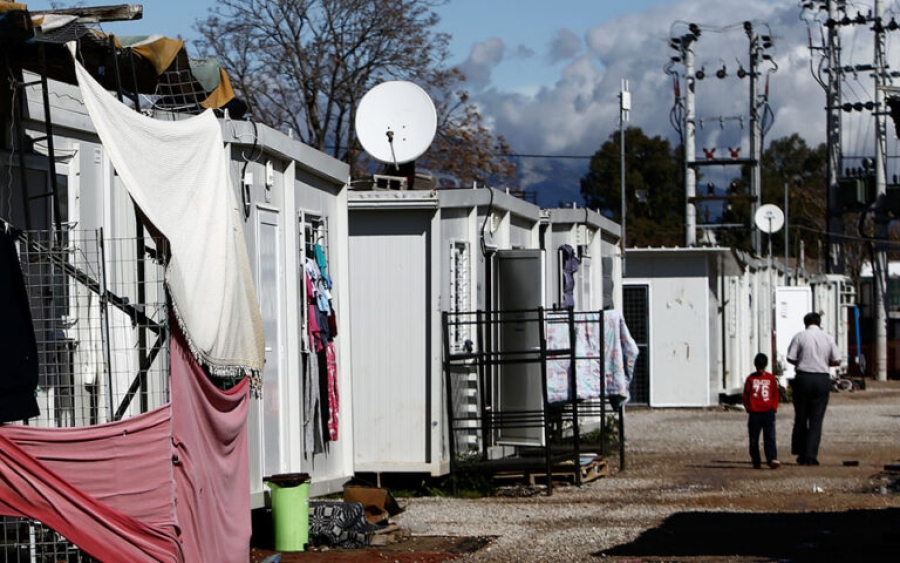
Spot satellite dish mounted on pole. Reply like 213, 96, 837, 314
756, 203, 785, 359
755, 203, 784, 268
754, 203, 784, 234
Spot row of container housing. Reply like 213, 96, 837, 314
3, 68, 628, 509
3, 48, 854, 513
624, 247, 853, 407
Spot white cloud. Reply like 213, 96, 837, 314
451, 0, 900, 205
458, 37, 506, 89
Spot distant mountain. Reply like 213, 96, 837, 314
514, 157, 589, 210
510, 157, 728, 224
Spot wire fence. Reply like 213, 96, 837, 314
17, 229, 171, 427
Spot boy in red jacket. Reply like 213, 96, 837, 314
743, 353, 781, 469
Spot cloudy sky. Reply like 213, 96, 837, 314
437, 0, 900, 204
26, 0, 900, 205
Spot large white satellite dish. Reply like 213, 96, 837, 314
754, 204, 784, 233
355, 80, 437, 166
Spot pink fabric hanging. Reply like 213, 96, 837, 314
0, 326, 251, 563
0, 413, 181, 562
326, 341, 339, 441
170, 326, 251, 563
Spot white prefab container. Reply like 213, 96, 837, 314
222, 121, 354, 502
625, 248, 743, 407
347, 185, 542, 475
774, 286, 813, 382
810, 274, 854, 375
730, 251, 800, 392
541, 207, 622, 311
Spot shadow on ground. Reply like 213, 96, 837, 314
596, 508, 900, 562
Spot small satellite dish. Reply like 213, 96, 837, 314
355, 81, 437, 166
754, 204, 784, 233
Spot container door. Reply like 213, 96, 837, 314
255, 209, 284, 478
349, 209, 431, 468
494, 249, 545, 447
775, 286, 812, 382
623, 284, 650, 405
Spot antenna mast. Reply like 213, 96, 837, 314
620, 79, 630, 275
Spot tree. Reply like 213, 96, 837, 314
417, 85, 516, 187
194, 0, 513, 184
580, 127, 684, 247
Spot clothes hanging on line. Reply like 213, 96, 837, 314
602, 309, 639, 405
545, 310, 639, 405
0, 324, 252, 563
71, 46, 264, 380
546, 311, 601, 402
314, 243, 331, 289
326, 342, 339, 442
304, 252, 340, 448
302, 324, 323, 459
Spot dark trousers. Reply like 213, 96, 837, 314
748, 409, 777, 466
790, 371, 831, 461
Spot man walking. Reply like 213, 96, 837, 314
786, 311, 841, 466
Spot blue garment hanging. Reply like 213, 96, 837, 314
314, 243, 332, 290
560, 244, 580, 309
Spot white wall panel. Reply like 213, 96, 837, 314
349, 210, 431, 467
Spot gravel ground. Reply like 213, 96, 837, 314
393, 380, 900, 562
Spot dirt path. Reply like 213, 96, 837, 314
254, 380, 900, 562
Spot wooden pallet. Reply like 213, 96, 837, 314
492, 457, 609, 486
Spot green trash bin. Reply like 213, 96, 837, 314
263, 473, 311, 552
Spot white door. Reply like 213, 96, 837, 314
349, 210, 430, 467
256, 209, 284, 477
775, 286, 812, 382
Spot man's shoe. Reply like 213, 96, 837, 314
768, 460, 781, 469
797, 456, 809, 465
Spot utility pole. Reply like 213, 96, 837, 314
683, 36, 698, 247
806, 0, 888, 380
825, 0, 844, 274
620, 80, 631, 275
874, 0, 888, 381
784, 181, 790, 285
670, 23, 773, 251
747, 23, 763, 256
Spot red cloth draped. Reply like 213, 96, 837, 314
0, 326, 250, 562
171, 326, 251, 563
0, 431, 180, 562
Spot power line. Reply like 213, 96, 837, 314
505, 153, 594, 159
328, 147, 596, 160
